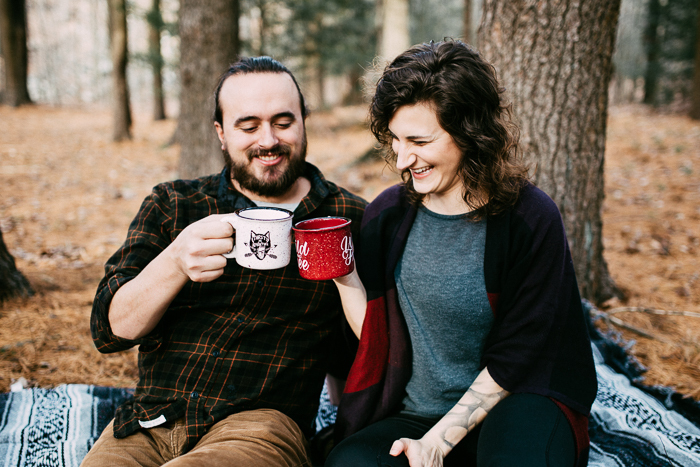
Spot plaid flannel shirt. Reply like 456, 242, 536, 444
91, 163, 366, 452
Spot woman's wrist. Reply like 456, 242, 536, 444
419, 431, 450, 458
332, 267, 360, 287
331, 267, 366, 339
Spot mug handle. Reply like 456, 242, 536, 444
220, 216, 238, 258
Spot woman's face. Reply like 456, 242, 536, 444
388, 102, 464, 203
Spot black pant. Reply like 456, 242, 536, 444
325, 393, 576, 467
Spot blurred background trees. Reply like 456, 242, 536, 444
7, 0, 694, 117
107, 0, 132, 141
0, 0, 699, 303
0, 0, 30, 106
611, 0, 699, 113
689, 0, 700, 119
147, 0, 166, 121
379, 0, 409, 62
177, 0, 239, 178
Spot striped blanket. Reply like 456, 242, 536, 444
1, 312, 699, 466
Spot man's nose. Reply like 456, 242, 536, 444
258, 123, 279, 149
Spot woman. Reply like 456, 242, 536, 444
326, 40, 597, 467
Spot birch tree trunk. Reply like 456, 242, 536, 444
379, 0, 410, 62
178, 0, 239, 179
0, 0, 31, 106
478, 0, 622, 303
107, 0, 132, 141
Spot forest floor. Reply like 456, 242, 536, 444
1, 103, 699, 400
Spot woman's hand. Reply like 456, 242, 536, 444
389, 437, 445, 467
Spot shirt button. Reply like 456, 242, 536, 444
212, 350, 220, 357
190, 392, 199, 399
257, 280, 264, 286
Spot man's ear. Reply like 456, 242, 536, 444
214, 122, 225, 145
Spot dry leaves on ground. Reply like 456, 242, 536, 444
0, 103, 699, 399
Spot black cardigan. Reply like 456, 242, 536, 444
335, 183, 597, 467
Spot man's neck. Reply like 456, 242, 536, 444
232, 176, 311, 205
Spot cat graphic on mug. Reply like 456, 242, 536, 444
245, 231, 277, 260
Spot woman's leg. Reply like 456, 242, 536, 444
326, 414, 433, 467
326, 413, 480, 467
476, 393, 576, 467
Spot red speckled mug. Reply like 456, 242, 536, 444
293, 217, 354, 280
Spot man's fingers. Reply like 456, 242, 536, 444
179, 237, 232, 259
188, 255, 228, 282
189, 216, 234, 239
202, 237, 234, 256
190, 268, 225, 283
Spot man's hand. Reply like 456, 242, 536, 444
389, 437, 445, 467
168, 214, 234, 283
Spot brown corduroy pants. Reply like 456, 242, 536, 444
80, 408, 311, 467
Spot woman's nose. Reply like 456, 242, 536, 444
394, 142, 416, 170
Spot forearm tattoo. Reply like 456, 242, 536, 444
433, 379, 509, 449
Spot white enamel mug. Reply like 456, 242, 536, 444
221, 207, 293, 270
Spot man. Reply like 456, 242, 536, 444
83, 56, 366, 466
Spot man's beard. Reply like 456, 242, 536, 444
224, 135, 307, 198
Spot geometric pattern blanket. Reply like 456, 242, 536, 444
585, 299, 700, 467
587, 346, 700, 466
1, 307, 699, 466
0, 385, 133, 467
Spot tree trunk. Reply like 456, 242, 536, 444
690, 4, 700, 120
478, 0, 622, 304
256, 0, 267, 56
107, 0, 132, 141
0, 0, 31, 106
148, 0, 166, 121
463, 0, 472, 45
316, 57, 325, 110
178, 0, 239, 179
0, 230, 33, 303
380, 0, 410, 62
344, 64, 365, 105
643, 0, 662, 106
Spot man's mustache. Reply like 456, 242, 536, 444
246, 144, 292, 161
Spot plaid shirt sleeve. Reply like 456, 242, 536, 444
91, 185, 172, 353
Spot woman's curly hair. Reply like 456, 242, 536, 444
369, 39, 529, 218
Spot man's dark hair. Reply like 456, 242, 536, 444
213, 56, 308, 125
370, 39, 528, 218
